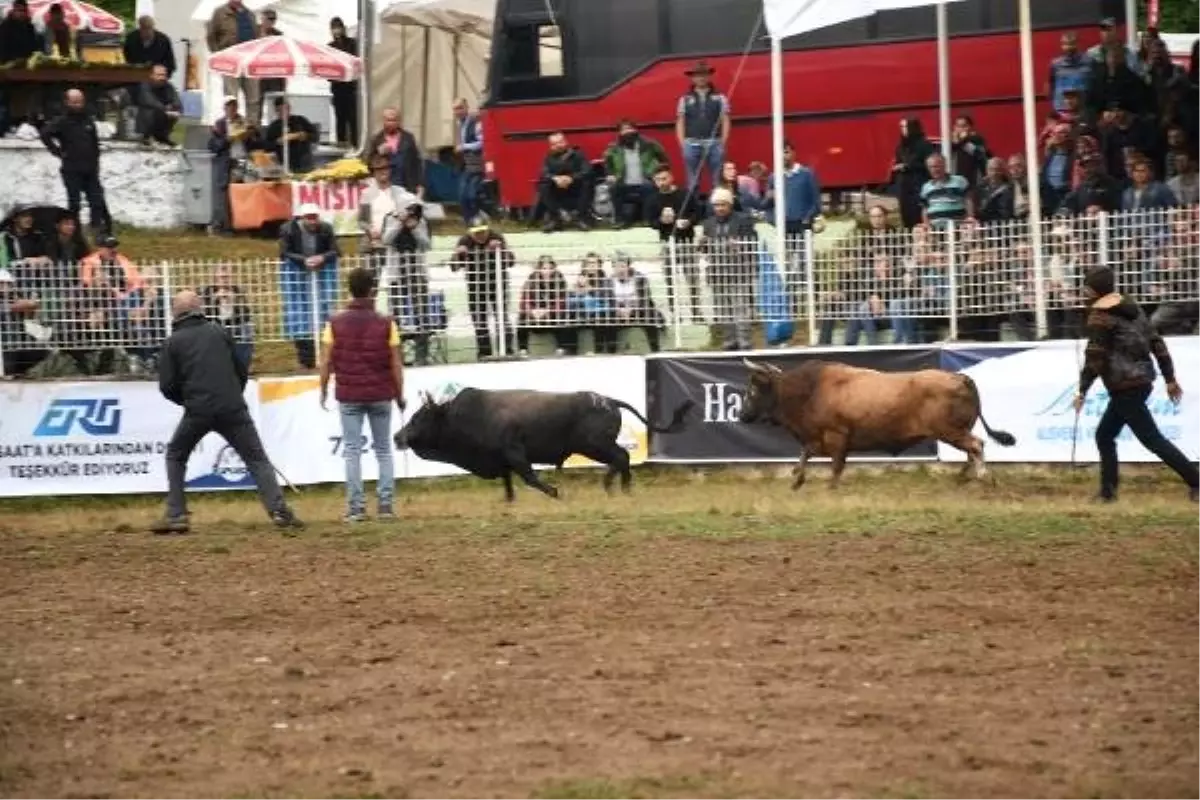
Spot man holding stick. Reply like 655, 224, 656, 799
153, 291, 304, 534
320, 267, 407, 523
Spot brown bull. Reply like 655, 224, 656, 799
738, 359, 1016, 488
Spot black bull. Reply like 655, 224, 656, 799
393, 388, 695, 501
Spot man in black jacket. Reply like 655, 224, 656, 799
135, 64, 182, 146
40, 89, 112, 234
538, 131, 591, 232
122, 16, 176, 77
152, 290, 303, 534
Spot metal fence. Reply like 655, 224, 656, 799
1, 206, 1197, 377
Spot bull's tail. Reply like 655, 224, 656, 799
611, 398, 696, 434
963, 374, 1016, 447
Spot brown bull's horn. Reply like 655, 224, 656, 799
742, 358, 760, 372
765, 363, 783, 375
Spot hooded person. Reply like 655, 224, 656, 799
1074, 265, 1199, 502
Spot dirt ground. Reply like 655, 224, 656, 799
0, 467, 1197, 799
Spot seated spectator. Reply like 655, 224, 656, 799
539, 131, 591, 232
1122, 157, 1178, 212
646, 165, 703, 323
0, 266, 49, 377
1043, 224, 1083, 339
0, 1, 40, 78
609, 252, 664, 353
919, 153, 974, 229
1006, 153, 1032, 217
818, 252, 881, 346
201, 264, 255, 372
1, 204, 48, 269
1059, 154, 1122, 214
516, 255, 575, 356
67, 259, 123, 375
736, 162, 768, 212
708, 161, 745, 214
42, 211, 90, 334
42, 3, 81, 60
1162, 124, 1192, 180
976, 157, 1016, 224
950, 114, 990, 189
135, 64, 182, 147
887, 233, 924, 345
955, 231, 1003, 341
80, 234, 143, 298
279, 203, 339, 369
602, 119, 667, 228
122, 264, 166, 370
763, 140, 821, 237
1099, 104, 1157, 182
265, 97, 317, 172
1166, 151, 1198, 206
567, 254, 615, 353
1149, 211, 1200, 334
1041, 83, 1088, 144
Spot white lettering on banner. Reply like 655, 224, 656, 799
702, 382, 742, 423
940, 337, 1200, 463
291, 180, 368, 237
256, 356, 649, 487
0, 382, 261, 497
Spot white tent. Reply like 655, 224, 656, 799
371, 0, 494, 151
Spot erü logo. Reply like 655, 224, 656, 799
32, 399, 123, 437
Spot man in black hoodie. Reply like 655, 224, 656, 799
122, 16, 176, 77
538, 131, 591, 232
0, 0, 40, 64
40, 88, 112, 234
1074, 266, 1198, 503
153, 290, 303, 534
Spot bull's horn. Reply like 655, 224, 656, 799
742, 358, 761, 372
765, 363, 783, 375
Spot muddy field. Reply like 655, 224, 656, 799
0, 467, 1197, 799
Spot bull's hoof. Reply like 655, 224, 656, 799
620, 483, 632, 495
546, 486, 560, 499
791, 478, 806, 491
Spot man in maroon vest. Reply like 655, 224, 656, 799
319, 267, 407, 522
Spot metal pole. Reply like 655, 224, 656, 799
946, 222, 958, 341
1098, 212, 1110, 266
770, 35, 789, 283
310, 269, 321, 365
804, 228, 817, 344
936, 2, 952, 162
668, 237, 683, 350
1019, 0, 1047, 338
493, 248, 507, 358
162, 260, 174, 336
1124, 0, 1138, 52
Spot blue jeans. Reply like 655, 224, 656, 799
459, 170, 483, 221
682, 139, 724, 194
340, 401, 395, 514
889, 297, 919, 343
844, 302, 878, 345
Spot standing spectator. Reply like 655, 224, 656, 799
279, 203, 339, 370
319, 267, 406, 523
449, 218, 515, 360
709, 162, 745, 213
1086, 17, 1141, 75
737, 162, 769, 212
891, 117, 935, 229
763, 139, 821, 238
1040, 124, 1076, 214
42, 3, 79, 59
646, 165, 703, 322
385, 198, 433, 367
609, 251, 665, 353
366, 107, 423, 196
1060, 154, 1123, 214
135, 64, 182, 148
1100, 105, 1158, 183
122, 16, 175, 77
1166, 152, 1198, 206
603, 119, 667, 228
1048, 32, 1093, 113
328, 17, 359, 146
256, 9, 286, 105
452, 98, 484, 223
699, 187, 758, 351
207, 0, 261, 128
919, 153, 974, 228
201, 264, 255, 372
516, 255, 574, 356
154, 290, 302, 533
1162, 125, 1192, 180
265, 97, 317, 172
1087, 47, 1148, 118
0, 0, 39, 65
1122, 157, 1178, 212
40, 89, 111, 236
1145, 39, 1186, 121
538, 131, 591, 233
950, 114, 990, 189
358, 153, 416, 273
675, 60, 730, 195
975, 157, 1016, 224
208, 96, 255, 236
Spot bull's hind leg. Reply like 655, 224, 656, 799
792, 447, 811, 491
944, 433, 986, 481
502, 471, 516, 503
584, 443, 632, 494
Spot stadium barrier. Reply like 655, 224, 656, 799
0, 338, 1196, 499
1, 207, 1196, 376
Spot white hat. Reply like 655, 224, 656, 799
0, 268, 13, 283
297, 202, 321, 217
709, 187, 735, 206
223, 95, 238, 105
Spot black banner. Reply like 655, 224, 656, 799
646, 347, 942, 462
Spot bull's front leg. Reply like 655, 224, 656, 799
502, 471, 516, 503
824, 431, 849, 490
791, 447, 810, 491
503, 442, 560, 499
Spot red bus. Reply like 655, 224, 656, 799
479, 0, 1125, 209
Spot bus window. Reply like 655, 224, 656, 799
539, 25, 563, 77
497, 21, 571, 101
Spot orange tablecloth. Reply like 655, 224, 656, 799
230, 181, 294, 230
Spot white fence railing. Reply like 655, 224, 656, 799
1, 206, 1197, 376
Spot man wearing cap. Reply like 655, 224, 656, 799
699, 186, 758, 351
208, 95, 254, 235
1058, 153, 1122, 215
1048, 32, 1093, 114
154, 290, 303, 534
675, 60, 731, 195
319, 266, 406, 522
280, 203, 339, 369
450, 217, 515, 359
1086, 18, 1141, 76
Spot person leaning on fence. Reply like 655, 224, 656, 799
700, 187, 759, 351
608, 252, 665, 353
319, 267, 406, 523
646, 165, 704, 323
279, 203, 340, 370
449, 217, 515, 360
1074, 266, 1199, 503
152, 290, 303, 534
516, 255, 576, 356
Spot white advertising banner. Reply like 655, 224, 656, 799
256, 356, 649, 486
0, 381, 261, 497
291, 180, 370, 237
940, 337, 1200, 463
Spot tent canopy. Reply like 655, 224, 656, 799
380, 0, 494, 36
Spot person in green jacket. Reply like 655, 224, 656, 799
603, 120, 668, 228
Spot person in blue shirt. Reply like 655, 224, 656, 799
763, 140, 820, 237
919, 153, 974, 228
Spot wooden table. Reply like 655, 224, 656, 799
0, 66, 150, 85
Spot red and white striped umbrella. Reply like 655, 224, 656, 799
0, 0, 125, 34
208, 35, 362, 81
